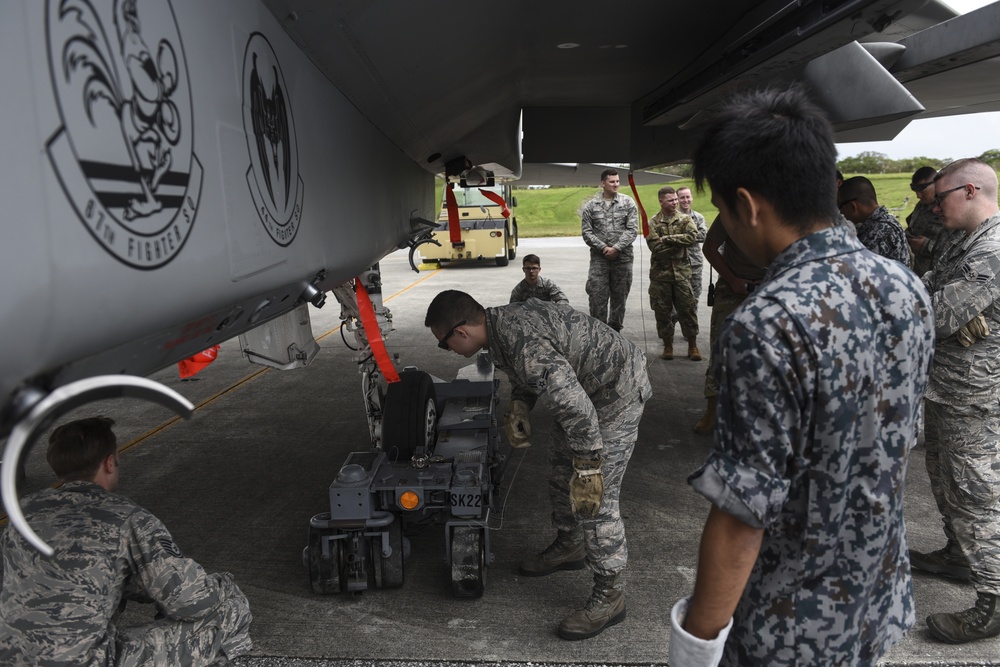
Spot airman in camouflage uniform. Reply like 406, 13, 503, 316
913, 158, 1000, 644
677, 186, 709, 301
581, 169, 638, 332
906, 167, 946, 278
510, 254, 569, 304
692, 219, 767, 434
669, 87, 934, 667
839, 176, 910, 266
645, 186, 700, 360
0, 417, 252, 666
426, 291, 651, 641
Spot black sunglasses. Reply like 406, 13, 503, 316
934, 184, 979, 206
437, 320, 466, 350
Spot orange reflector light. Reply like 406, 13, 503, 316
399, 490, 420, 510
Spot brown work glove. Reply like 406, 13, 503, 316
504, 399, 532, 448
957, 314, 990, 347
570, 456, 604, 518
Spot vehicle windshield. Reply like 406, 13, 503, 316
444, 186, 503, 207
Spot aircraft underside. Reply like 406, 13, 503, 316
3, 0, 1000, 549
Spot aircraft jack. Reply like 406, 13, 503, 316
303, 355, 504, 597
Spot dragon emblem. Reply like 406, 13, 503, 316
242, 32, 303, 247
249, 53, 291, 216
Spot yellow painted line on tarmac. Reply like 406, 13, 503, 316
385, 266, 443, 303
0, 367, 273, 525
2, 267, 446, 526
129, 266, 443, 434
117, 366, 272, 455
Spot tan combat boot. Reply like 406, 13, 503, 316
558, 573, 627, 640
660, 338, 673, 360
519, 528, 586, 576
688, 337, 702, 361
694, 396, 716, 434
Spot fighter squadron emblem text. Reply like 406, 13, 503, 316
46, 0, 201, 269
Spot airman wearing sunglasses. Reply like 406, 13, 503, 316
427, 290, 651, 641
906, 166, 946, 277
914, 157, 1000, 644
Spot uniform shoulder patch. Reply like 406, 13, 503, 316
962, 262, 989, 284
526, 368, 549, 392
159, 537, 184, 559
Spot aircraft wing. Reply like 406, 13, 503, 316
3, 0, 999, 439
259, 0, 1000, 172
515, 164, 681, 187
837, 2, 1000, 141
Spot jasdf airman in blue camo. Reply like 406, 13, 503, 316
427, 292, 651, 642
0, 417, 252, 666
668, 86, 934, 667
581, 168, 638, 332
912, 158, 1000, 645
839, 176, 911, 267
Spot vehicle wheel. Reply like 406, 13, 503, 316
307, 518, 342, 594
450, 526, 486, 598
496, 228, 510, 266
507, 223, 517, 261
370, 518, 404, 588
381, 370, 437, 461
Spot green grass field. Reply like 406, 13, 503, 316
508, 173, 919, 237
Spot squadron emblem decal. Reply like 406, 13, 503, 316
242, 33, 303, 247
46, 0, 202, 270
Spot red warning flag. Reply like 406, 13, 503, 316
478, 188, 510, 218
446, 182, 462, 244
178, 345, 220, 379
628, 170, 650, 238
354, 279, 401, 384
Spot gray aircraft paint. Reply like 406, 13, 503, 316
0, 1, 432, 423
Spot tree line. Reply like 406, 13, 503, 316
511, 150, 1000, 189
836, 150, 1000, 174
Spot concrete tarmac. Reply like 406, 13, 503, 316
6, 236, 999, 666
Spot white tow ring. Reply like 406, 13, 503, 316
1, 376, 194, 556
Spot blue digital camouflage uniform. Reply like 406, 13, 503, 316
0, 481, 253, 666
906, 200, 946, 278
645, 209, 699, 341
485, 299, 652, 576
856, 205, 910, 267
581, 193, 639, 331
922, 212, 1000, 595
510, 276, 569, 304
688, 224, 935, 665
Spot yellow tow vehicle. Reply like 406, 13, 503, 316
415, 182, 518, 268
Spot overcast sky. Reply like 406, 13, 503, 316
835, 0, 999, 161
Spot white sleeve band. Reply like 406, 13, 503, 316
668, 596, 733, 667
